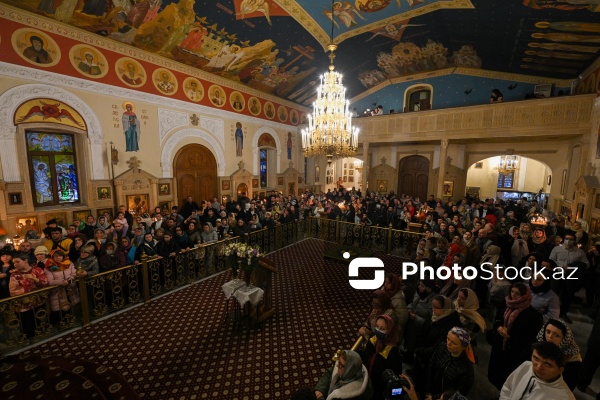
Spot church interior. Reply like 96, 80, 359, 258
1, 0, 600, 399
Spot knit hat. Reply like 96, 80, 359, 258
34, 246, 49, 255
449, 326, 470, 348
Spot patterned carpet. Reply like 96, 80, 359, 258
16, 238, 406, 399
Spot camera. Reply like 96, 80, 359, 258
382, 369, 410, 399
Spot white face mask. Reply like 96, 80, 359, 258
564, 239, 575, 247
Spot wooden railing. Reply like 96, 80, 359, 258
0, 217, 422, 355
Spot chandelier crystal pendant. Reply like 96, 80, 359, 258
301, 36, 359, 165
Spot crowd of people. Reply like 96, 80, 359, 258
1, 187, 600, 399
289, 188, 600, 400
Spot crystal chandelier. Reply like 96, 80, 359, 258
301, 8, 359, 165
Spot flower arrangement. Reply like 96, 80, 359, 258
225, 242, 263, 284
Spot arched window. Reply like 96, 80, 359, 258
26, 131, 80, 206
257, 133, 277, 189
404, 84, 432, 112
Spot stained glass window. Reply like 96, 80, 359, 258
260, 149, 267, 188
27, 132, 79, 206
497, 172, 514, 189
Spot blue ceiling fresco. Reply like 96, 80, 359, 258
5, 0, 600, 106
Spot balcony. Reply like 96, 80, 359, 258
354, 94, 596, 145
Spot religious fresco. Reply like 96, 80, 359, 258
183, 77, 204, 102
15, 99, 86, 130
3, 0, 600, 105
115, 57, 147, 88
69, 44, 108, 78
11, 28, 60, 67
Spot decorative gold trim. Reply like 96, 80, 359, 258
274, 0, 330, 51
275, 0, 474, 48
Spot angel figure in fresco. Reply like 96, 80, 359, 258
324, 2, 365, 29
205, 45, 245, 71
238, 0, 272, 25
366, 21, 423, 42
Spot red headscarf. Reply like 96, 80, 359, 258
503, 285, 532, 331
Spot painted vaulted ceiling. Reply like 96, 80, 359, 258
5, 0, 600, 107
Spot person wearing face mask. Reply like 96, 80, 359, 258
549, 232, 589, 323
359, 314, 402, 400
358, 290, 394, 340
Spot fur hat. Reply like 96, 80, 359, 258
34, 246, 49, 255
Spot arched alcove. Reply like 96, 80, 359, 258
466, 155, 552, 202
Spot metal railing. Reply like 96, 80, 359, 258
0, 217, 421, 355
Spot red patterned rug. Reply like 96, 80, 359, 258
17, 239, 405, 399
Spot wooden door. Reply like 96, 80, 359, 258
174, 144, 217, 206
398, 155, 429, 200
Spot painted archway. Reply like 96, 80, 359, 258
0, 83, 104, 181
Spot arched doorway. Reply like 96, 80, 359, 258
174, 144, 217, 205
398, 155, 429, 200
237, 183, 248, 198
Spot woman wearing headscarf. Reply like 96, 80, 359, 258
360, 314, 402, 400
381, 273, 408, 342
413, 295, 463, 383
414, 238, 430, 262
487, 282, 543, 390
95, 215, 111, 232
358, 290, 394, 340
536, 318, 582, 390
454, 288, 486, 361
528, 228, 552, 258
424, 327, 475, 400
314, 350, 373, 400
417, 295, 462, 351
118, 236, 133, 265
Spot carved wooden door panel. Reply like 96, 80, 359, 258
174, 144, 217, 206
398, 155, 430, 201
